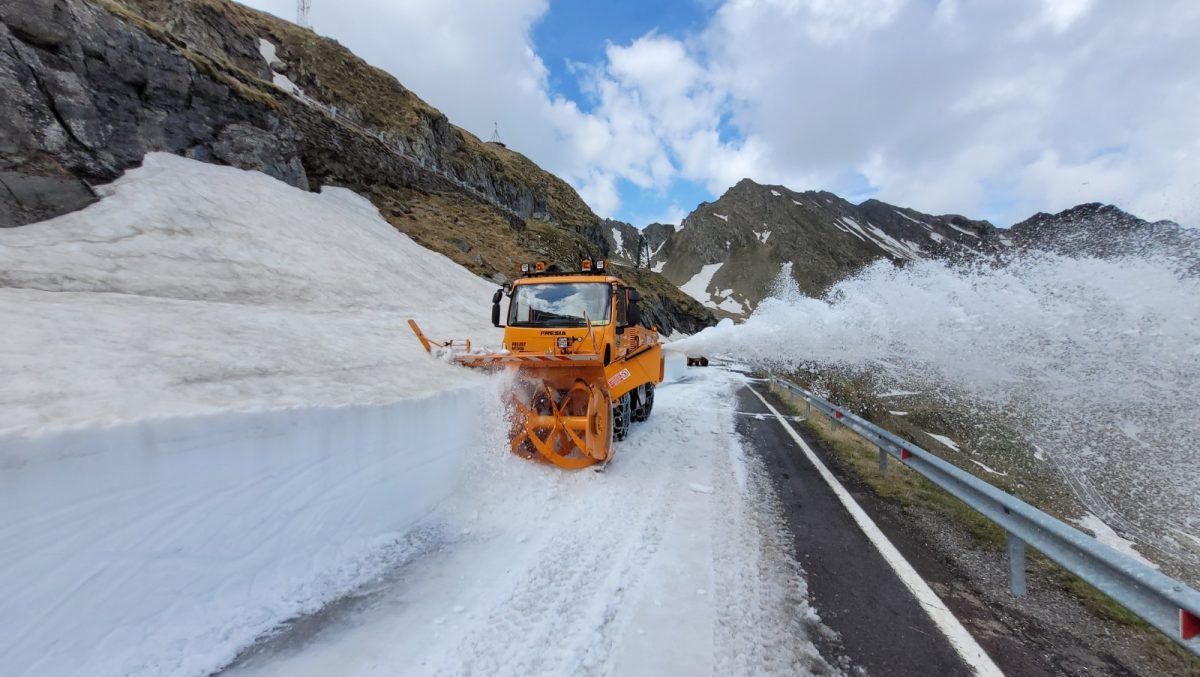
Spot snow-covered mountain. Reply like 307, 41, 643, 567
649, 179, 998, 316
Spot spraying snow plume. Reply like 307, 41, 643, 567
672, 254, 1200, 569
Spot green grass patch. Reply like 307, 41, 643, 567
770, 383, 1006, 548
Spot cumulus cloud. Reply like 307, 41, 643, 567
701, 0, 1200, 225
240, 0, 1200, 227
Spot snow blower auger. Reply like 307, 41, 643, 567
408, 259, 664, 469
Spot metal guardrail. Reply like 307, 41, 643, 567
770, 377, 1200, 655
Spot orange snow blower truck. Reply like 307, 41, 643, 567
409, 259, 664, 469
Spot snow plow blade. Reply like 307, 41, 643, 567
407, 261, 664, 470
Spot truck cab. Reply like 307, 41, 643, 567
497, 264, 652, 369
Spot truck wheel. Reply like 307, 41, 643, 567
613, 394, 632, 441
633, 383, 654, 422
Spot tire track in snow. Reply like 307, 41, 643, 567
433, 398, 697, 675
436, 471, 678, 675
224, 368, 837, 676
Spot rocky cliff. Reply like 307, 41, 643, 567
0, 0, 712, 334
596, 218, 644, 266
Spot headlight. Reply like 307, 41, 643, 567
557, 337, 570, 349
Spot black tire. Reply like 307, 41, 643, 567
633, 383, 654, 422
613, 393, 632, 441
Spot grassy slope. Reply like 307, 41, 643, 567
94, 0, 711, 331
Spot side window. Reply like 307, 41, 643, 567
508, 292, 529, 324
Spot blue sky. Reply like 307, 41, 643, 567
532, 1, 711, 110
530, 1, 726, 225
241, 0, 1199, 229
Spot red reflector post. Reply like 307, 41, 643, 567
1183, 608, 1200, 640
900, 448, 911, 461
834, 411, 843, 419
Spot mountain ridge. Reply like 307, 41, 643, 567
643, 178, 1188, 316
645, 178, 1000, 315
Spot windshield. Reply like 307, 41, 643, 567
507, 282, 612, 327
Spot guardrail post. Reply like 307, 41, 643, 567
878, 447, 888, 475
1007, 531, 1027, 596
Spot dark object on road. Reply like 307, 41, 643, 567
687, 356, 709, 367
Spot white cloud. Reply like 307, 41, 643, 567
239, 0, 1200, 227
701, 0, 1200, 225
575, 170, 620, 217
1037, 0, 1095, 33
780, 0, 907, 44
634, 202, 690, 228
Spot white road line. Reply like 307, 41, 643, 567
747, 385, 1004, 677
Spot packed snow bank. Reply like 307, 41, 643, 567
0, 154, 511, 675
0, 153, 503, 435
0, 389, 489, 677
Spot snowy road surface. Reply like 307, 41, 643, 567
220, 365, 998, 677
223, 366, 839, 676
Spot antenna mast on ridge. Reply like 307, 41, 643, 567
487, 122, 506, 148
297, 0, 312, 29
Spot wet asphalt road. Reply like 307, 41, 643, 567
735, 384, 979, 677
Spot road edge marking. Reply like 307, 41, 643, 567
747, 385, 1004, 677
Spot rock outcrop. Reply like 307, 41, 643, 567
0, 0, 305, 226
595, 218, 644, 266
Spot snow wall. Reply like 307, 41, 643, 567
0, 388, 487, 677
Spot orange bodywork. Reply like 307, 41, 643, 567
409, 272, 664, 469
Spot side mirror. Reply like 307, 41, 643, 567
628, 289, 641, 302
491, 288, 504, 327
